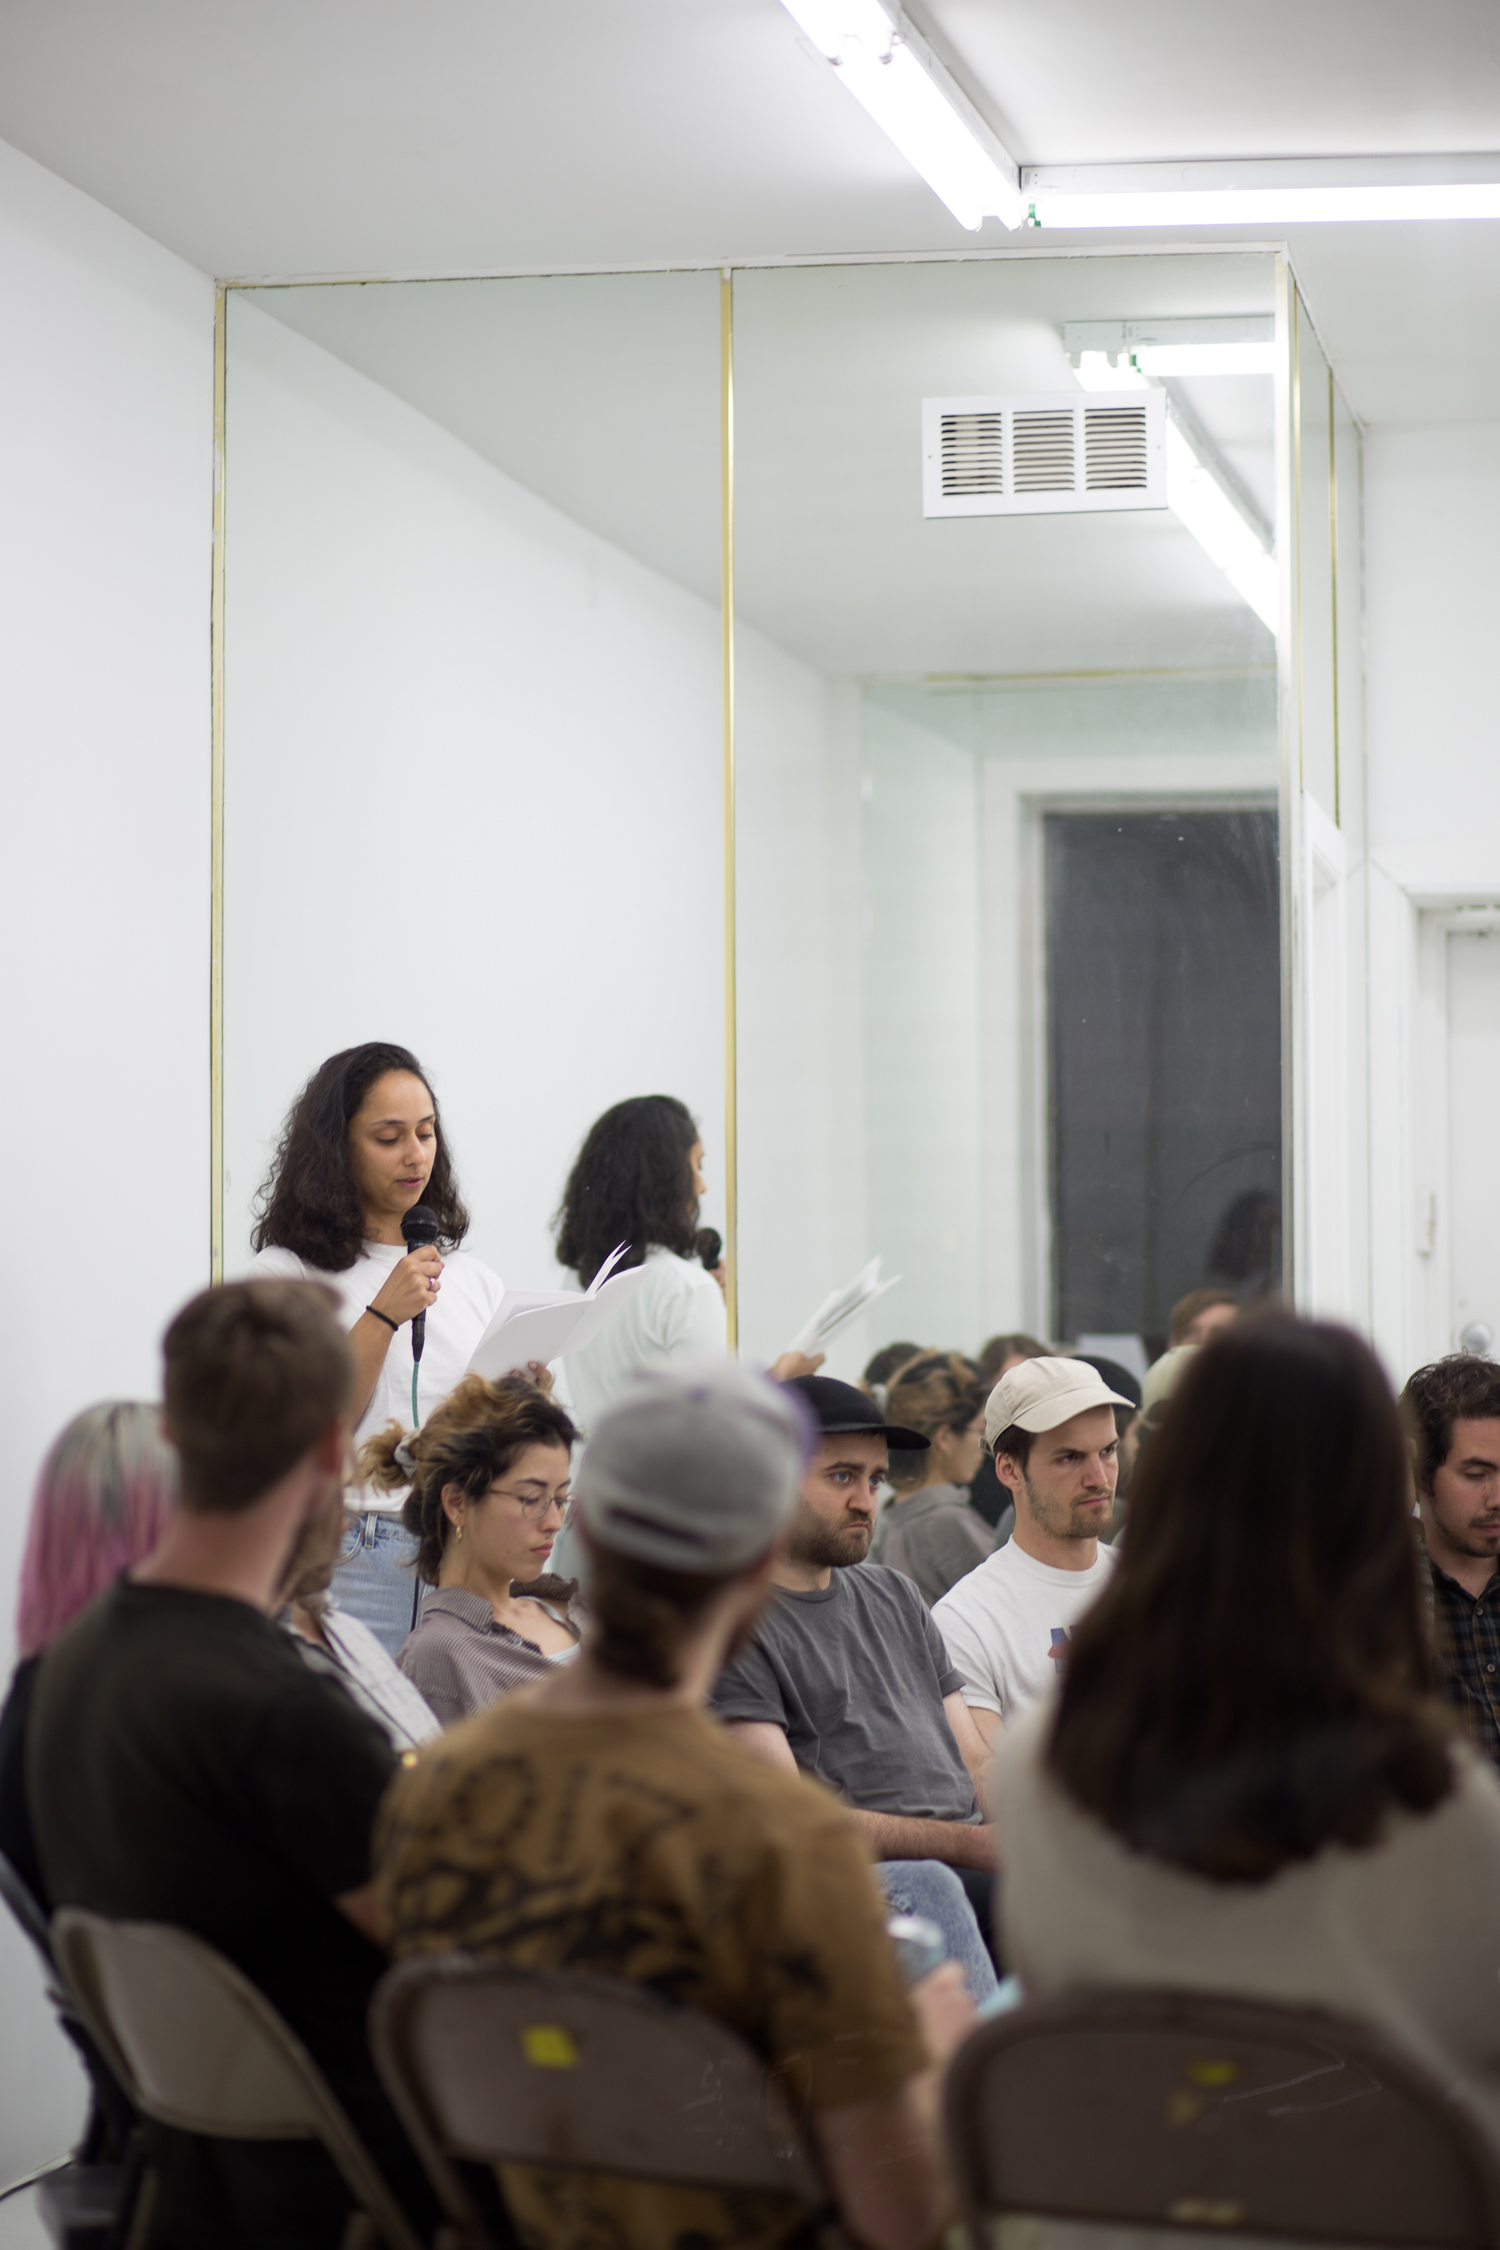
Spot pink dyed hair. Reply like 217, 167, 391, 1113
15, 1402, 179, 1658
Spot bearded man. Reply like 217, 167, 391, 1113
1403, 1352, 1500, 1770
713, 1375, 999, 1990
931, 1357, 1132, 1743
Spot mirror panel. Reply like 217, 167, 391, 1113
221, 273, 725, 1287
732, 254, 1283, 1374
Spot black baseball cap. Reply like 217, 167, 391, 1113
786, 1374, 930, 1452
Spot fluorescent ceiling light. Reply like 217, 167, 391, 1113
1026, 159, 1500, 229
1134, 341, 1278, 377
1067, 318, 1277, 386
1165, 420, 1277, 633
780, 0, 1024, 230
1073, 351, 1151, 392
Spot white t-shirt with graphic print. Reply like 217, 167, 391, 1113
932, 1537, 1117, 1725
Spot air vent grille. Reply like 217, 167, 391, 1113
1084, 405, 1150, 490
923, 392, 1166, 518
939, 412, 1004, 497
1013, 410, 1076, 492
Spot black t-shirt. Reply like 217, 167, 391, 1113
29, 1581, 397, 2095
711, 1562, 978, 1822
0, 1655, 43, 1907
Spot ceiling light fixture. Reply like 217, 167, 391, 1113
1063, 323, 1278, 628
780, 0, 1024, 230
1164, 421, 1277, 632
1065, 317, 1277, 385
1026, 156, 1500, 229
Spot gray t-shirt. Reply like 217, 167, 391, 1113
711, 1563, 978, 1822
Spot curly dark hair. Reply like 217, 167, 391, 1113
1402, 1353, 1500, 1494
1048, 1313, 1453, 1884
251, 1042, 470, 1274
360, 1373, 579, 1585
553, 1095, 701, 1288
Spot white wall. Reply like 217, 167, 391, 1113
0, 135, 214, 2180
1362, 425, 1500, 1382
223, 299, 726, 1303
861, 697, 983, 1356
1365, 426, 1500, 857
734, 654, 873, 1373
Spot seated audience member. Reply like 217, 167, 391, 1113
280, 1500, 440, 1753
873, 1353, 995, 1605
378, 1361, 972, 2250
712, 1376, 998, 1995
1403, 1354, 1500, 1768
932, 1358, 1130, 1741
1074, 1352, 1142, 1541
28, 1281, 436, 2250
976, 1333, 1051, 1386
1, 1403, 178, 1908
992, 1316, 1500, 2140
377, 1375, 584, 1726
861, 1339, 923, 1407
1169, 1286, 1240, 1348
970, 1333, 1050, 1530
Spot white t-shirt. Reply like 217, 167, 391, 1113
248, 1240, 504, 1497
562, 1245, 727, 1437
932, 1537, 1117, 1723
993, 1704, 1500, 2150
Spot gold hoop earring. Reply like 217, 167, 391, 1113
455, 1518, 463, 1543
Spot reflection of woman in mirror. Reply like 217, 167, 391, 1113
553, 1095, 728, 1438
365, 1375, 583, 1727
1207, 1187, 1282, 1302
248, 1041, 504, 1655
871, 1352, 993, 1607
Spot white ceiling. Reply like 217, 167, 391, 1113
2, 2, 1500, 428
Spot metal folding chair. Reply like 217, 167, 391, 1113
372, 1953, 829, 2249
52, 1910, 426, 2250
944, 1986, 1500, 2247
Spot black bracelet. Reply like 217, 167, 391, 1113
365, 1303, 400, 1333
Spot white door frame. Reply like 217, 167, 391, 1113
1368, 847, 1500, 1383
979, 750, 1278, 1338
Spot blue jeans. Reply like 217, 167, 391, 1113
876, 1861, 998, 2004
333, 1515, 426, 1659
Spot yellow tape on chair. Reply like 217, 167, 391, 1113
522, 2025, 579, 2069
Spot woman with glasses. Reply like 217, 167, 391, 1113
362, 1375, 582, 1727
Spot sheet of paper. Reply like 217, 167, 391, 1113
789, 1257, 901, 1355
465, 1252, 651, 1379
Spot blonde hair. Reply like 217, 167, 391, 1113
360, 1374, 577, 1585
883, 1351, 988, 1491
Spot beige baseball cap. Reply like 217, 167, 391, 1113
984, 1354, 1134, 1450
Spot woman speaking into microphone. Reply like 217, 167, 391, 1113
248, 1041, 503, 1652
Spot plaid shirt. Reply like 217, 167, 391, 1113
1417, 1538, 1500, 1769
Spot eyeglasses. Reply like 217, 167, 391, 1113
487, 1487, 571, 1522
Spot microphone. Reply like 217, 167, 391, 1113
401, 1204, 440, 1365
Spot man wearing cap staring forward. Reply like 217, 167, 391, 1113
931, 1357, 1130, 1742
712, 1376, 1002, 1985
376, 1361, 972, 2250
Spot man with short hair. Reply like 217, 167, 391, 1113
710, 1376, 998, 1987
1403, 1353, 1500, 1768
932, 1357, 1130, 1742
378, 1362, 970, 2250
29, 1280, 433, 2248
1169, 1287, 1240, 1348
